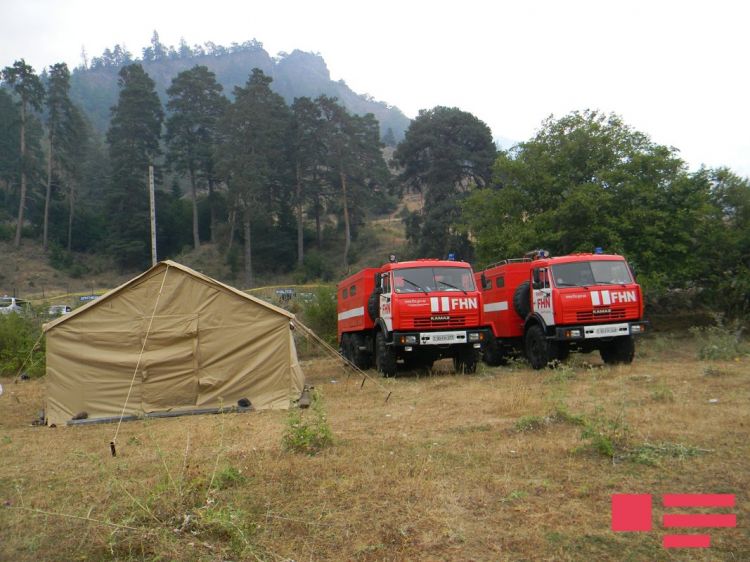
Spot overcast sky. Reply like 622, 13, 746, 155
2, 0, 748, 176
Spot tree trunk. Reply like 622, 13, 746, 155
43, 135, 53, 251
226, 207, 236, 256
67, 181, 75, 252
14, 102, 26, 248
243, 211, 253, 288
189, 167, 200, 249
314, 197, 322, 248
296, 162, 304, 266
208, 177, 217, 243
340, 168, 351, 269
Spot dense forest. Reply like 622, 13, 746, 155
0, 35, 748, 318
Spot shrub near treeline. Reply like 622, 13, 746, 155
0, 313, 45, 377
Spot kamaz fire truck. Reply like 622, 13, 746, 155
337, 258, 490, 376
476, 251, 648, 369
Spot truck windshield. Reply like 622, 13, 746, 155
551, 261, 633, 288
393, 267, 476, 294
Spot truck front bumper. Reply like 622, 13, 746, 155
391, 328, 491, 349
553, 321, 649, 341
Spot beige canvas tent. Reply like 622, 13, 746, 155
44, 260, 304, 426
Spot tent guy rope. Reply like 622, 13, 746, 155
110, 265, 171, 455
292, 319, 392, 404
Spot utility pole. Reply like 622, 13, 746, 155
149, 165, 157, 266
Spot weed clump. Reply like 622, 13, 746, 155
282, 389, 333, 455
628, 442, 707, 466
650, 382, 675, 403
514, 415, 546, 432
689, 322, 746, 360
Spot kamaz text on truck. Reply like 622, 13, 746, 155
337, 258, 491, 376
476, 251, 648, 369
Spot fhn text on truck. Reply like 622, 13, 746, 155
476, 250, 648, 369
337, 257, 491, 377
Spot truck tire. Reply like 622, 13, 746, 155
367, 291, 380, 321
375, 330, 396, 377
482, 335, 507, 366
453, 348, 478, 374
340, 333, 351, 361
351, 333, 372, 370
525, 324, 551, 369
600, 336, 635, 365
513, 281, 531, 319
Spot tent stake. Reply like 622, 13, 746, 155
110, 441, 117, 457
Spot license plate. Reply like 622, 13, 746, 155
584, 323, 629, 339
420, 331, 467, 345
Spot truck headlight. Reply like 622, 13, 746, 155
468, 332, 481, 342
400, 334, 418, 344
631, 324, 645, 334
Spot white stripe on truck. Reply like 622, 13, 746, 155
483, 301, 508, 313
337, 306, 365, 321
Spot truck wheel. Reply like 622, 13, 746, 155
453, 348, 478, 374
367, 291, 380, 321
525, 324, 551, 369
513, 281, 531, 319
482, 335, 507, 366
600, 336, 635, 365
351, 333, 372, 370
340, 333, 351, 361
375, 330, 396, 377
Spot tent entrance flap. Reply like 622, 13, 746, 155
140, 314, 199, 412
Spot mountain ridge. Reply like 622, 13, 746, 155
69, 43, 411, 141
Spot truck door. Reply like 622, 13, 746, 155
532, 267, 555, 326
379, 272, 393, 332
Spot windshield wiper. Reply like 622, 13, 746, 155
437, 280, 467, 294
555, 282, 579, 287
402, 278, 428, 294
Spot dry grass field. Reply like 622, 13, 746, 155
1, 334, 748, 561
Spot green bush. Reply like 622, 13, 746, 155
282, 390, 333, 455
0, 313, 45, 377
299, 286, 338, 346
300, 250, 335, 282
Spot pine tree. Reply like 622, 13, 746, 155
317, 96, 388, 269
45, 62, 88, 251
2, 59, 45, 247
106, 64, 163, 268
216, 69, 290, 287
289, 96, 324, 265
165, 65, 227, 249
394, 106, 495, 258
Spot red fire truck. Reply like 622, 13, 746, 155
337, 258, 490, 376
476, 251, 648, 369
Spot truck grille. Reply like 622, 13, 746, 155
576, 308, 627, 322
412, 316, 467, 329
